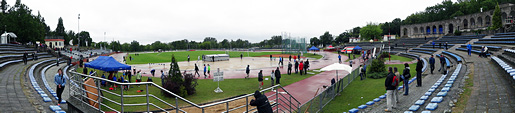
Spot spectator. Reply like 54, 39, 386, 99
194, 64, 200, 77
384, 67, 396, 112
151, 69, 156, 77
297, 54, 301, 61
304, 60, 309, 75
83, 65, 88, 75
393, 67, 400, 104
270, 55, 272, 61
287, 62, 292, 75
187, 55, 190, 62
270, 70, 275, 87
294, 61, 299, 74
363, 64, 367, 78
467, 43, 472, 56
429, 55, 435, 74
249, 90, 273, 113
275, 67, 281, 84
161, 70, 166, 86
23, 52, 28, 65
416, 58, 423, 87
101, 74, 106, 87
299, 61, 304, 75
402, 63, 411, 95
241, 53, 243, 59
438, 55, 446, 74
136, 70, 142, 87
289, 55, 292, 61
293, 55, 297, 62
445, 42, 448, 50
338, 54, 342, 63
204, 64, 207, 78
432, 42, 435, 49
54, 68, 67, 105
483, 46, 488, 58
359, 65, 364, 80
127, 70, 132, 83
207, 64, 211, 77
246, 65, 250, 79
258, 70, 263, 89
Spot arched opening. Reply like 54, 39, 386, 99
438, 25, 443, 34
403, 28, 408, 36
477, 17, 483, 27
432, 25, 437, 34
413, 27, 418, 34
485, 15, 491, 26
448, 24, 454, 33
419, 27, 423, 34
463, 19, 468, 29
426, 26, 431, 34
510, 11, 515, 23
470, 18, 475, 28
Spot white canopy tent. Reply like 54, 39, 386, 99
1, 32, 17, 44
320, 63, 353, 81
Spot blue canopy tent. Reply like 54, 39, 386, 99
309, 46, 320, 51
85, 56, 131, 72
354, 46, 362, 50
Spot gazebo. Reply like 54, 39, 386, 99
1, 32, 17, 44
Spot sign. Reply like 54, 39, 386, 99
213, 68, 224, 93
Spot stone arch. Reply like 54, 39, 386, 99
510, 11, 515, 18
403, 28, 408, 36
470, 18, 475, 28
432, 25, 437, 34
413, 27, 418, 34
463, 19, 468, 29
477, 17, 483, 27
448, 24, 454, 33
438, 25, 443, 34
485, 15, 491, 26
426, 26, 431, 34
419, 27, 424, 34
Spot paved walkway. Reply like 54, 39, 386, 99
459, 52, 515, 112
0, 59, 42, 112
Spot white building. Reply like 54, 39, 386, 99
45, 39, 65, 49
383, 35, 396, 41
349, 37, 360, 43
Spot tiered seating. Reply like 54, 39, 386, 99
420, 44, 455, 49
455, 48, 491, 56
29, 59, 66, 112
411, 48, 437, 52
497, 49, 515, 67
459, 45, 501, 51
475, 32, 515, 44
435, 54, 451, 67
41, 60, 67, 103
410, 48, 436, 55
442, 51, 462, 62
433, 35, 484, 44
0, 54, 53, 69
491, 56, 515, 81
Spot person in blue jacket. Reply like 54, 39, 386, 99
467, 43, 472, 56
54, 68, 67, 105
429, 55, 435, 74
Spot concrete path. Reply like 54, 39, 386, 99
0, 59, 43, 112
45, 63, 70, 102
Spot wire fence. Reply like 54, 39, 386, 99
298, 59, 372, 113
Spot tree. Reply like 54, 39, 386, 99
310, 37, 320, 47
360, 23, 382, 40
335, 32, 348, 44
219, 39, 229, 49
130, 40, 140, 52
492, 3, 502, 30
319, 31, 333, 47
1, 0, 7, 13
55, 17, 65, 34
163, 54, 186, 97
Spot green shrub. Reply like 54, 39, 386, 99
369, 59, 386, 74
163, 54, 198, 97
368, 72, 388, 79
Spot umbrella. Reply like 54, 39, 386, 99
321, 63, 353, 82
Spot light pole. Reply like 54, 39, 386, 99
78, 14, 80, 51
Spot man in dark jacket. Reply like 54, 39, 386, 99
246, 65, 250, 79
275, 67, 281, 84
402, 63, 410, 95
23, 52, 28, 65
250, 90, 273, 113
287, 62, 292, 75
294, 61, 299, 74
304, 60, 309, 75
416, 58, 423, 87
385, 67, 396, 111
438, 55, 446, 74
194, 64, 200, 77
429, 55, 435, 74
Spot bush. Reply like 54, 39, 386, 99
183, 73, 198, 95
368, 72, 388, 79
379, 52, 390, 59
369, 59, 386, 74
163, 54, 198, 97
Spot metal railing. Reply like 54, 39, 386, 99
68, 69, 301, 113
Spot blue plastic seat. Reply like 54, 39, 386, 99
415, 100, 425, 105
358, 105, 367, 109
349, 108, 359, 113
366, 101, 374, 105
420, 96, 429, 100
431, 97, 444, 103
425, 103, 438, 110
437, 92, 448, 97
409, 105, 420, 111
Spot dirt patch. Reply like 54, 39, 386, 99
257, 54, 306, 59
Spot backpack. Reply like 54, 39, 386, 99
391, 76, 399, 87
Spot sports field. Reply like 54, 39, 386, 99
125, 51, 322, 64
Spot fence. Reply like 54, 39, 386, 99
67, 68, 300, 113
299, 58, 372, 113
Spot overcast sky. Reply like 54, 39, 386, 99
11, 0, 456, 44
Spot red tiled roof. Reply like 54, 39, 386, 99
44, 39, 64, 41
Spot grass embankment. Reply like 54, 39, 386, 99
452, 64, 474, 112
384, 55, 414, 62
126, 51, 322, 64
77, 67, 320, 112
322, 63, 417, 112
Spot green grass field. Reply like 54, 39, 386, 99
322, 63, 417, 112
384, 55, 414, 62
125, 51, 322, 64
77, 67, 320, 112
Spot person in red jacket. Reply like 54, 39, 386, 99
299, 60, 304, 75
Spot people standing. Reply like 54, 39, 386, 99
297, 54, 301, 61
293, 55, 297, 62
203, 64, 207, 78
359, 65, 364, 80
294, 61, 299, 74
127, 70, 132, 83
338, 54, 342, 63
289, 55, 292, 61
207, 64, 211, 77
241, 53, 243, 59
54, 68, 67, 105
83, 64, 88, 75
304, 59, 309, 75
483, 46, 488, 58
270, 55, 272, 61
402, 63, 411, 95
275, 67, 281, 84
445, 42, 448, 50
23, 52, 28, 65
287, 62, 292, 75
438, 55, 446, 74
416, 58, 423, 87
246, 65, 250, 79
270, 70, 275, 87
299, 61, 304, 75
439, 43, 442, 49
249, 90, 273, 113
198, 56, 200, 61
258, 70, 263, 89
385, 67, 396, 112
362, 64, 367, 78
161, 70, 166, 86
432, 42, 435, 49
194, 64, 200, 77
393, 67, 400, 104
187, 55, 190, 62
429, 55, 435, 74
467, 43, 472, 56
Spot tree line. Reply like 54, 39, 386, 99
0, 0, 92, 46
